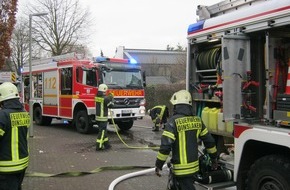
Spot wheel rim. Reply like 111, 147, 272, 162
259, 176, 283, 190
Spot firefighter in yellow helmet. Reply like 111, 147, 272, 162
0, 82, 30, 190
155, 90, 218, 190
95, 84, 114, 151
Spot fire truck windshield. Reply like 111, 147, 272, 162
102, 70, 143, 89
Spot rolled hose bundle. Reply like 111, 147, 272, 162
196, 47, 221, 70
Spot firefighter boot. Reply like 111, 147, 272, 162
96, 126, 109, 151
96, 143, 104, 151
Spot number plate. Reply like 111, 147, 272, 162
122, 109, 132, 114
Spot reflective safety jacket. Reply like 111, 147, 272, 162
155, 104, 217, 177
95, 91, 114, 122
0, 99, 30, 173
149, 105, 169, 123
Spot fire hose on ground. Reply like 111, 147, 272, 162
25, 114, 232, 189
26, 112, 160, 179
108, 165, 168, 190
109, 111, 160, 150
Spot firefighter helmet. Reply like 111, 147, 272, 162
98, 84, 108, 92
0, 82, 19, 102
170, 90, 192, 106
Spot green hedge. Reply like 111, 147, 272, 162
144, 83, 185, 113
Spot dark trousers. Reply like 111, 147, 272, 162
175, 176, 196, 190
0, 170, 26, 190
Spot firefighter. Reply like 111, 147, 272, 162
0, 82, 30, 190
148, 105, 169, 131
95, 84, 114, 151
154, 90, 218, 190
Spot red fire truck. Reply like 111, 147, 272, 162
0, 71, 17, 84
186, 0, 290, 189
21, 53, 146, 134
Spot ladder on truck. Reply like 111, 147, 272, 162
22, 53, 90, 72
197, 0, 266, 20
30, 52, 89, 66
22, 52, 90, 67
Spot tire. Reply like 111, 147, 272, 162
34, 106, 52, 126
117, 120, 133, 131
74, 110, 92, 134
246, 155, 290, 190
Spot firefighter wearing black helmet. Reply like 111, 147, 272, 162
155, 90, 218, 190
0, 82, 30, 190
95, 84, 114, 151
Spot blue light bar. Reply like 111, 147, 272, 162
187, 20, 205, 34
95, 56, 109, 63
129, 58, 138, 64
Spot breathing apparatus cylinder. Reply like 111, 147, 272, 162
196, 152, 233, 184
195, 168, 233, 184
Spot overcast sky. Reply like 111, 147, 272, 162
17, 0, 221, 57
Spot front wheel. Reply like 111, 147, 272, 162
34, 106, 52, 126
74, 110, 92, 134
246, 155, 290, 190
117, 120, 134, 131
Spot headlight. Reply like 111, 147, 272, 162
139, 99, 146, 106
140, 109, 146, 114
108, 109, 114, 117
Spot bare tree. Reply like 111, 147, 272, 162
167, 43, 186, 51
27, 0, 91, 56
170, 44, 187, 83
170, 54, 186, 83
166, 44, 174, 51
165, 44, 187, 83
0, 0, 17, 68
10, 18, 30, 75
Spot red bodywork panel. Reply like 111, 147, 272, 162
234, 124, 253, 138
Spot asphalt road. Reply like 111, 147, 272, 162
22, 115, 236, 190
22, 116, 168, 190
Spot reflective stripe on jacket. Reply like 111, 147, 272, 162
149, 105, 169, 122
95, 92, 114, 122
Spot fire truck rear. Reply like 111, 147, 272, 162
0, 71, 17, 84
21, 53, 146, 134
187, 0, 290, 189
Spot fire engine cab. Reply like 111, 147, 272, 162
21, 53, 146, 134
187, 0, 290, 189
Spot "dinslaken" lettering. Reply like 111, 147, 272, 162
175, 116, 202, 132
